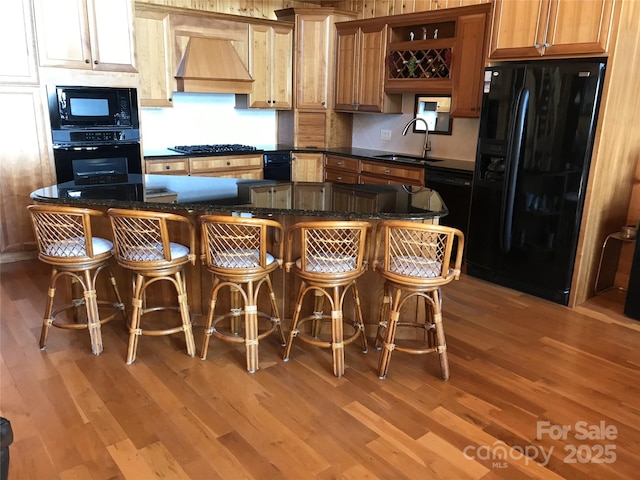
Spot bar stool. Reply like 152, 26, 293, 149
199, 215, 285, 372
107, 208, 196, 364
372, 221, 464, 380
283, 221, 370, 377
27, 205, 125, 355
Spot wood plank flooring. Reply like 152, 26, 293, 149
1, 259, 639, 479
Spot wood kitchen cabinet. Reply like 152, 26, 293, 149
146, 158, 189, 175
0, 0, 38, 85
0, 86, 54, 256
293, 182, 328, 210
334, 22, 402, 113
332, 185, 396, 214
134, 7, 174, 107
275, 8, 356, 149
291, 153, 324, 182
250, 184, 292, 209
324, 155, 359, 184
33, 0, 136, 72
245, 23, 293, 110
189, 155, 263, 179
489, 0, 616, 59
360, 160, 425, 187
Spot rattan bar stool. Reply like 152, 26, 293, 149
372, 221, 464, 380
27, 205, 125, 355
199, 215, 286, 373
107, 208, 196, 364
283, 221, 370, 377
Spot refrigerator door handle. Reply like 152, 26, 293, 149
500, 88, 529, 253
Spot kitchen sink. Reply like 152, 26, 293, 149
374, 154, 443, 164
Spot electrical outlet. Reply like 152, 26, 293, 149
380, 129, 392, 141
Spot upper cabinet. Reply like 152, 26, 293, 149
489, 0, 616, 59
135, 7, 174, 107
246, 24, 293, 110
0, 0, 38, 85
335, 22, 402, 113
33, 0, 137, 72
292, 12, 333, 110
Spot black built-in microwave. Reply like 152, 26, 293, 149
48, 86, 140, 145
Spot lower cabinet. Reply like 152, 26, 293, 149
293, 182, 328, 210
292, 152, 324, 182
190, 155, 263, 179
250, 184, 292, 209
360, 159, 425, 186
146, 158, 189, 175
332, 185, 396, 214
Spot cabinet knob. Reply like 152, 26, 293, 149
337, 161, 343, 165
384, 169, 391, 174
534, 43, 541, 49
321, 101, 326, 106
168, 97, 172, 102
226, 161, 231, 166
272, 100, 276, 104
337, 176, 342, 180
94, 60, 99, 64
165, 165, 171, 170
267, 100, 272, 104
543, 42, 550, 48
84, 59, 90, 64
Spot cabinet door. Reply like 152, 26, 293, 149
296, 14, 331, 110
135, 9, 174, 107
0, 87, 54, 254
271, 25, 293, 110
146, 159, 189, 175
544, 0, 615, 57
248, 24, 272, 109
292, 153, 324, 182
0, 0, 38, 84
294, 183, 327, 210
334, 26, 359, 111
87, 0, 136, 72
357, 25, 387, 112
34, 0, 135, 71
490, 0, 615, 59
33, 0, 93, 69
451, 13, 486, 117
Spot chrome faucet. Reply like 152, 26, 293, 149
402, 117, 430, 158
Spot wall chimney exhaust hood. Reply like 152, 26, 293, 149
175, 37, 254, 94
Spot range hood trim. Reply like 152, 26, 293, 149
175, 36, 254, 94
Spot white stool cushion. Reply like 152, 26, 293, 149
121, 242, 189, 262
44, 236, 113, 258
389, 256, 443, 278
297, 253, 357, 273
211, 249, 275, 268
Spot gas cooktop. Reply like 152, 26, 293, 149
169, 144, 258, 154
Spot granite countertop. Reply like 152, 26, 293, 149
143, 145, 475, 174
31, 174, 448, 221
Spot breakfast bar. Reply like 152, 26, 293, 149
31, 174, 448, 334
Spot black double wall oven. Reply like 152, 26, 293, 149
49, 86, 143, 200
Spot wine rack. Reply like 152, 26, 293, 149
387, 48, 452, 80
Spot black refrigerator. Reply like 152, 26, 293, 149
466, 59, 606, 305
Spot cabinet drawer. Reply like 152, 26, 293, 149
147, 159, 189, 175
324, 155, 359, 172
324, 168, 358, 184
361, 161, 424, 186
189, 155, 262, 174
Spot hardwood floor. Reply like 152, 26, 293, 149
1, 259, 639, 479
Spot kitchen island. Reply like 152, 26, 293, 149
31, 174, 448, 333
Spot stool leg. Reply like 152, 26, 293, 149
39, 268, 58, 350
82, 270, 103, 356
375, 283, 392, 350
312, 289, 324, 338
245, 281, 258, 373
331, 286, 345, 377
265, 275, 285, 346
175, 270, 195, 358
431, 289, 449, 381
350, 281, 368, 353
201, 277, 221, 360
378, 288, 403, 379
230, 287, 242, 335
283, 281, 307, 362
106, 264, 127, 323
126, 274, 145, 365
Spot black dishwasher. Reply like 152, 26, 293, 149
263, 153, 291, 181
425, 168, 473, 237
